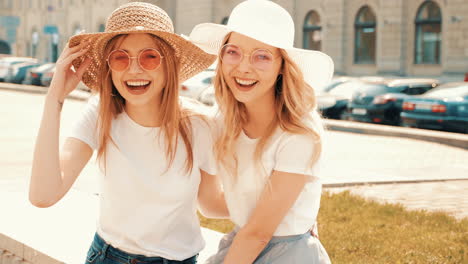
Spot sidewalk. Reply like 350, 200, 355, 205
0, 83, 467, 263
0, 187, 222, 264
325, 180, 468, 220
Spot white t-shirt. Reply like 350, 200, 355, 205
216, 115, 324, 236
69, 97, 216, 260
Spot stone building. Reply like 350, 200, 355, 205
0, 0, 467, 79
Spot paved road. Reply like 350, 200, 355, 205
1, 89, 467, 220
321, 131, 468, 185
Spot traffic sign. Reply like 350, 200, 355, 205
43, 25, 58, 34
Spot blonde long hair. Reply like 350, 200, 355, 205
95, 34, 195, 173
214, 36, 323, 180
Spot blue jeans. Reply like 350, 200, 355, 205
85, 233, 198, 264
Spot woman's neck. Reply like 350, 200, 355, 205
125, 102, 161, 127
243, 96, 276, 139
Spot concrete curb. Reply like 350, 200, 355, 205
0, 233, 56, 264
323, 178, 468, 188
324, 119, 468, 150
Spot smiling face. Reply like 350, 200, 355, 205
110, 33, 166, 110
220, 32, 282, 106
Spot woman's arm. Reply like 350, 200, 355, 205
222, 170, 308, 264
29, 41, 92, 207
198, 169, 230, 218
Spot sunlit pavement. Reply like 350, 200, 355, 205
321, 131, 468, 185
327, 180, 468, 220
0, 89, 467, 262
0, 90, 220, 263
1, 88, 467, 212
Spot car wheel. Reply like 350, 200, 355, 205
338, 109, 348, 120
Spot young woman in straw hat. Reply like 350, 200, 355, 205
189, 0, 334, 263
29, 2, 228, 263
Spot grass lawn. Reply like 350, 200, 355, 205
198, 190, 468, 263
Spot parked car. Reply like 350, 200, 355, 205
0, 56, 38, 82
40, 65, 56, 87
317, 76, 355, 93
22, 63, 55, 86
4, 61, 41, 84
181, 63, 216, 99
196, 73, 349, 108
347, 78, 439, 125
318, 79, 371, 119
401, 82, 468, 133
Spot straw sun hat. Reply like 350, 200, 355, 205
69, 2, 216, 91
189, 0, 334, 90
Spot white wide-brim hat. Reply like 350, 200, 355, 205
189, 0, 334, 90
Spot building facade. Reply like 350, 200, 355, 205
1, 0, 467, 79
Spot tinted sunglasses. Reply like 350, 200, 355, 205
107, 48, 164, 72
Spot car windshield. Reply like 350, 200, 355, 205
202, 77, 213, 84
328, 82, 361, 98
422, 86, 468, 98
356, 83, 389, 95
318, 79, 346, 92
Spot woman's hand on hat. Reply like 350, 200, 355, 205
48, 40, 92, 103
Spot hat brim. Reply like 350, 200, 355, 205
69, 29, 216, 91
189, 23, 334, 90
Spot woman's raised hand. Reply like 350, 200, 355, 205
48, 40, 92, 103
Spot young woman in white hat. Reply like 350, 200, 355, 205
29, 2, 228, 263
190, 0, 334, 263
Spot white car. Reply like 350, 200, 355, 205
180, 63, 216, 99
198, 85, 216, 106
0, 56, 38, 82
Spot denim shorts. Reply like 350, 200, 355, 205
85, 233, 198, 264
205, 229, 331, 264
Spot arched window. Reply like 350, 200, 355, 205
415, 1, 441, 64
354, 6, 376, 64
221, 16, 229, 25
303, 10, 321, 51
0, 40, 11, 54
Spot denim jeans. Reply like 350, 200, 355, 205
85, 233, 198, 264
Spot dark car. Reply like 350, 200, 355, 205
23, 63, 55, 86
347, 78, 439, 125
401, 82, 468, 133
